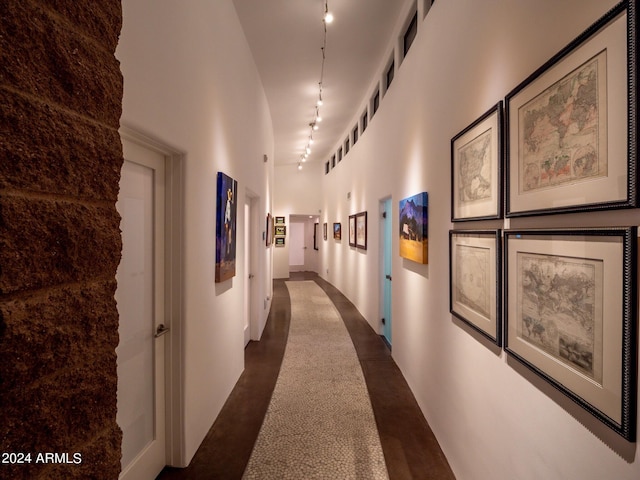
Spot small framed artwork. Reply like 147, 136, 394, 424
314, 222, 319, 250
399, 192, 429, 264
504, 227, 637, 440
265, 213, 273, 247
275, 237, 285, 247
449, 230, 501, 346
275, 216, 285, 224
274, 225, 286, 236
355, 211, 367, 250
323, 222, 328, 241
451, 102, 503, 221
215, 172, 237, 283
505, 1, 637, 216
333, 222, 341, 240
348, 215, 356, 247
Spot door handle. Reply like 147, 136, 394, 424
155, 323, 170, 338
248, 273, 255, 279
386, 275, 392, 281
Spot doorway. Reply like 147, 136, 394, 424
289, 221, 305, 271
380, 198, 392, 346
244, 194, 259, 346
288, 215, 320, 274
116, 138, 168, 479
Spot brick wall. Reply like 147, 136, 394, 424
0, 1, 124, 478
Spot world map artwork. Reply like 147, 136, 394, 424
517, 252, 603, 382
519, 52, 607, 193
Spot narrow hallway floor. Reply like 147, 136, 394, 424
157, 272, 455, 480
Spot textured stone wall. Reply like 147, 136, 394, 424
0, 1, 124, 479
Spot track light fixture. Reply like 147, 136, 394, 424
297, 1, 332, 165
323, 0, 334, 24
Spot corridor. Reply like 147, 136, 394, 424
157, 273, 454, 479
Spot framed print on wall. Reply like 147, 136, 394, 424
215, 172, 238, 282
449, 230, 501, 346
355, 212, 367, 250
504, 227, 637, 440
349, 215, 356, 247
323, 222, 327, 241
451, 102, 503, 221
505, 0, 637, 217
275, 237, 285, 247
274, 225, 286, 236
333, 222, 341, 240
275, 216, 285, 224
399, 192, 429, 264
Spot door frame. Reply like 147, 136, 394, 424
119, 126, 186, 468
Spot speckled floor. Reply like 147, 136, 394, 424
157, 273, 455, 480
242, 281, 389, 480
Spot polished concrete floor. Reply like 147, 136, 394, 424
158, 273, 454, 479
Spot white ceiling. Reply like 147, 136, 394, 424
232, 0, 408, 166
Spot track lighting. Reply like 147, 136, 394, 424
323, 1, 334, 24
296, 1, 331, 164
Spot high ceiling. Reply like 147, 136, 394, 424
232, 0, 407, 166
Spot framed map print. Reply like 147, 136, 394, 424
451, 102, 503, 221
504, 228, 637, 440
505, 0, 637, 216
348, 215, 356, 247
355, 212, 367, 250
449, 230, 501, 345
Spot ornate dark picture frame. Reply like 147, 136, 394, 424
355, 211, 368, 250
504, 227, 637, 441
348, 214, 357, 247
449, 229, 502, 346
451, 102, 503, 221
505, 0, 637, 217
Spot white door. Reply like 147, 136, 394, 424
243, 199, 252, 346
289, 222, 305, 270
116, 139, 167, 479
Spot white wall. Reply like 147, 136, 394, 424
319, 0, 640, 479
117, 0, 274, 465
